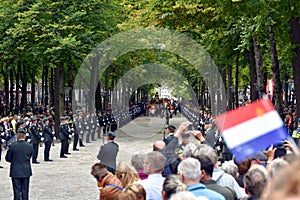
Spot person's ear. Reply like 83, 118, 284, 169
178, 172, 184, 182
162, 190, 167, 200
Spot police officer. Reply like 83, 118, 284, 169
60, 116, 71, 158
29, 117, 43, 164
42, 118, 55, 162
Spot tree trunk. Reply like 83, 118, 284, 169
104, 69, 109, 112
290, 16, 300, 118
235, 51, 239, 108
221, 67, 227, 112
9, 71, 14, 112
228, 64, 233, 110
4, 70, 9, 104
67, 64, 74, 113
20, 61, 28, 112
41, 65, 45, 105
269, 22, 283, 114
253, 36, 265, 99
31, 74, 35, 107
50, 67, 54, 107
16, 62, 20, 108
248, 38, 258, 101
44, 66, 49, 107
54, 64, 65, 137
88, 56, 98, 113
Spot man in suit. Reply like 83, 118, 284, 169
97, 131, 119, 174
5, 128, 34, 200
163, 125, 176, 145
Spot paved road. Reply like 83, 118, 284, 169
0, 114, 188, 200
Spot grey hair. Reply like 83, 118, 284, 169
131, 153, 145, 171
169, 191, 206, 200
178, 157, 201, 182
269, 158, 289, 179
193, 144, 218, 164
221, 160, 239, 178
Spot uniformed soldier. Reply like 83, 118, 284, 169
97, 111, 103, 139
72, 114, 79, 151
60, 116, 72, 158
23, 117, 32, 143
42, 118, 56, 161
90, 113, 97, 141
29, 117, 43, 164
85, 113, 91, 143
78, 112, 85, 147
110, 114, 118, 132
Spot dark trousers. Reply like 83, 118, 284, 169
32, 143, 39, 162
91, 129, 96, 141
12, 177, 30, 200
60, 139, 68, 156
44, 142, 51, 161
79, 138, 84, 147
86, 130, 91, 143
73, 133, 79, 150
97, 127, 102, 139
66, 140, 70, 153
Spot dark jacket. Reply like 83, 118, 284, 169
97, 141, 119, 169
5, 140, 33, 178
60, 123, 70, 141
204, 179, 237, 200
43, 125, 54, 143
30, 124, 41, 144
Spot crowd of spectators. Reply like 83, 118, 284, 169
91, 121, 300, 200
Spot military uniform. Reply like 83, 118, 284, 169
60, 117, 72, 158
71, 116, 79, 151
90, 113, 97, 141
77, 113, 85, 147
29, 118, 42, 163
84, 115, 91, 143
43, 118, 55, 161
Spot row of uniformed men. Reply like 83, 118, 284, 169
0, 114, 110, 164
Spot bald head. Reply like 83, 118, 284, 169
153, 141, 166, 151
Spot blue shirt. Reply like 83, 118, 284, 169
187, 183, 225, 200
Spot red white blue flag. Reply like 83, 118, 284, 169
215, 99, 288, 162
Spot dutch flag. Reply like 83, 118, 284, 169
215, 99, 289, 162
